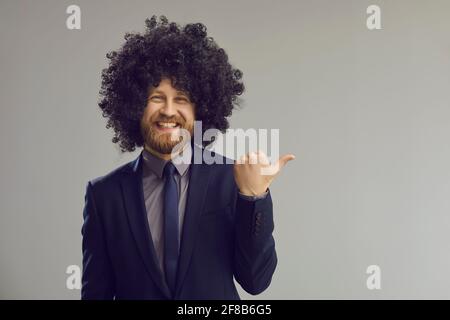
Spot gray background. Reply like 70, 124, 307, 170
1, 0, 450, 299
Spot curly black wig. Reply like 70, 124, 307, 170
98, 15, 245, 152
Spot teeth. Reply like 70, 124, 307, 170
157, 122, 178, 128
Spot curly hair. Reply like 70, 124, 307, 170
98, 15, 245, 152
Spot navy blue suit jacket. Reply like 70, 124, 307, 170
81, 147, 277, 299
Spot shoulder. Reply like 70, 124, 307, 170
86, 154, 139, 195
199, 148, 237, 188
200, 147, 234, 170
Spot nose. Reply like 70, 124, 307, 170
159, 99, 177, 117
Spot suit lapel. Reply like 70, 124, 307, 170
120, 152, 172, 299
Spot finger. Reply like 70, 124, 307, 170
257, 152, 270, 165
236, 154, 248, 165
274, 153, 296, 171
248, 152, 258, 164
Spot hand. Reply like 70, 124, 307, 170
233, 150, 295, 196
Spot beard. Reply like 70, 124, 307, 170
140, 115, 194, 155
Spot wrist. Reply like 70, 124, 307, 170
238, 188, 268, 197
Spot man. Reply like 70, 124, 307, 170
81, 15, 294, 299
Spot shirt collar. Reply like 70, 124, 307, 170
141, 147, 190, 179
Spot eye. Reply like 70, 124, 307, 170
176, 97, 189, 102
150, 95, 163, 101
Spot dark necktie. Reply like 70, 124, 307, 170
163, 161, 179, 297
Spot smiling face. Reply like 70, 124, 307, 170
140, 78, 195, 157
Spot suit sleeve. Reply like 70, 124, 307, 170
233, 188, 277, 295
81, 181, 115, 299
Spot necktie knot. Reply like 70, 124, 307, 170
163, 161, 176, 178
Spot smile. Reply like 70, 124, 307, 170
154, 122, 181, 132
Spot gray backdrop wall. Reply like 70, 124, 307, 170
1, 0, 450, 299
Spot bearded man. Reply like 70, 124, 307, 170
81, 15, 294, 300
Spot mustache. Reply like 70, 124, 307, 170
152, 116, 185, 125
